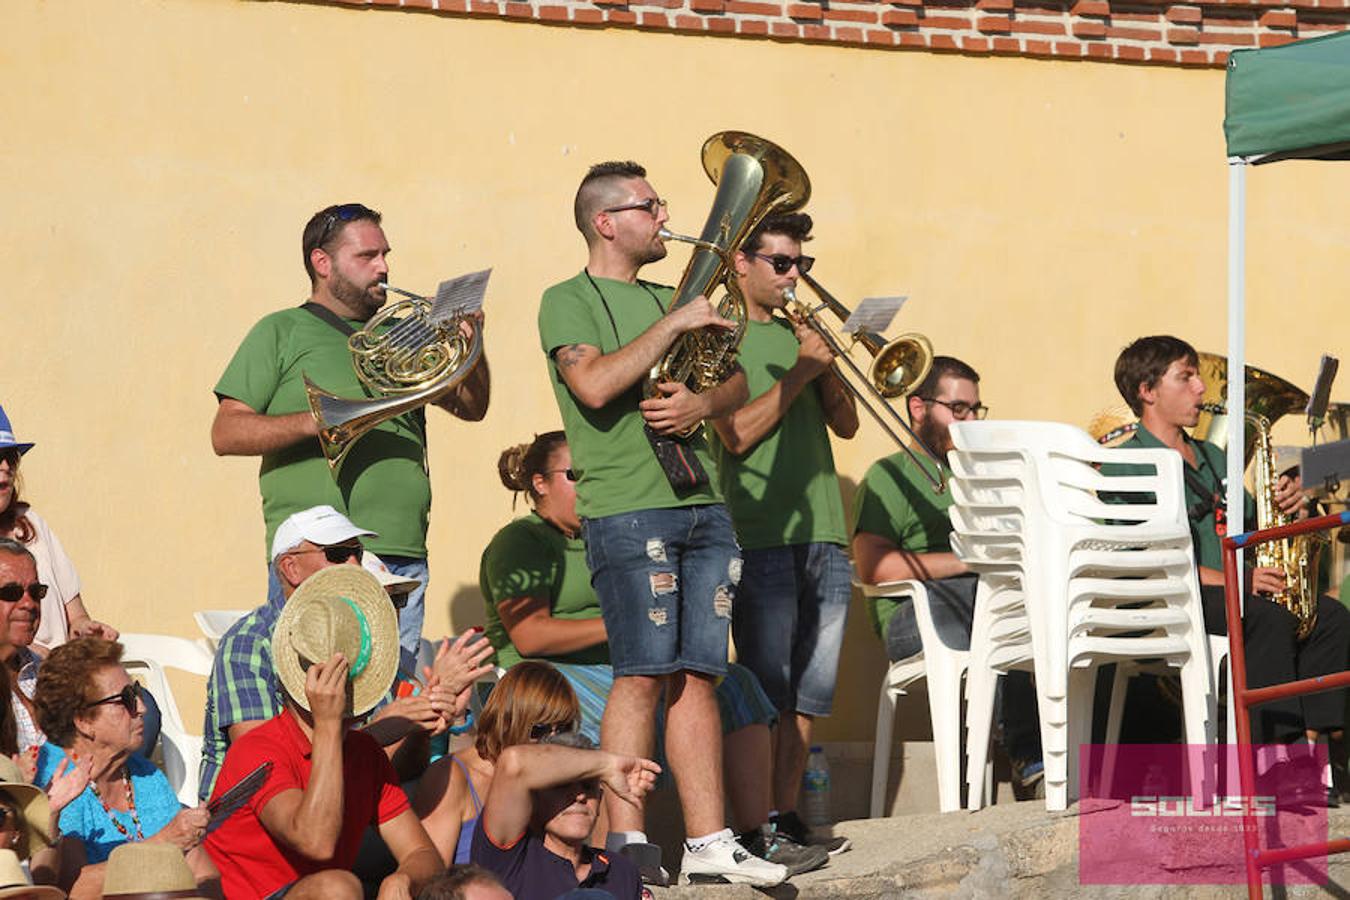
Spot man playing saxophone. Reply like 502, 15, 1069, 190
211, 203, 491, 673
1110, 335, 1350, 762
538, 162, 784, 886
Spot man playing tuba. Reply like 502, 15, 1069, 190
538, 161, 790, 887
211, 203, 491, 673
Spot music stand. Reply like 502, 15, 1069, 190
1302, 439, 1350, 498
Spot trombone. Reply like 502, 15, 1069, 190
784, 272, 947, 492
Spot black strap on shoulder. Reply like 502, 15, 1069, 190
300, 301, 358, 337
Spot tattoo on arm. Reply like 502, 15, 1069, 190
555, 345, 586, 370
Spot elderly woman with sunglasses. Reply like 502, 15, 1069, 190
31, 639, 219, 896
0, 405, 116, 652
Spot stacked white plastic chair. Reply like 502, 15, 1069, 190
118, 633, 214, 805
950, 421, 1216, 811
193, 609, 249, 653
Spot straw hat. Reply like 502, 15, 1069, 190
0, 849, 62, 898
101, 843, 205, 899
0, 756, 50, 861
1088, 404, 1140, 448
273, 566, 399, 717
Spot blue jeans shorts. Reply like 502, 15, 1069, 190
582, 504, 741, 678
733, 542, 852, 717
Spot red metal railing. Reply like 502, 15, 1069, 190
1223, 510, 1350, 899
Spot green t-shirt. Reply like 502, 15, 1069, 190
1108, 424, 1254, 573
214, 306, 432, 559
478, 513, 609, 668
709, 317, 847, 550
851, 450, 955, 639
537, 271, 721, 519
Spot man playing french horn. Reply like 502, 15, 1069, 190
537, 161, 789, 887
1110, 336, 1350, 785
211, 203, 490, 673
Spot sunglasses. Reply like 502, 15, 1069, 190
0, 449, 20, 467
287, 542, 363, 564
545, 468, 578, 482
316, 203, 378, 248
753, 252, 814, 276
602, 197, 667, 218
85, 682, 142, 715
529, 721, 578, 741
0, 582, 47, 604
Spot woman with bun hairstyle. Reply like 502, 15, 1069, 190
465, 432, 826, 877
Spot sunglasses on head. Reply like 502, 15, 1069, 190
753, 252, 814, 276
85, 682, 142, 715
529, 720, 578, 741
316, 203, 378, 248
0, 583, 47, 604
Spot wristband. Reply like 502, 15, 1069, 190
448, 709, 475, 736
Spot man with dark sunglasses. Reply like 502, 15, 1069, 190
211, 202, 492, 678
200, 505, 452, 802
709, 212, 857, 858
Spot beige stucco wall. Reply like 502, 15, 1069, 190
4, 0, 1348, 741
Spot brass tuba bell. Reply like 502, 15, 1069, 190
304, 282, 483, 474
647, 131, 811, 436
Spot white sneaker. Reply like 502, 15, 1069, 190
681, 834, 789, 886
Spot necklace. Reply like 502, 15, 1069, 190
86, 762, 144, 842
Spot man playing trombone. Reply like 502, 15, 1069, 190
708, 212, 857, 856
211, 203, 491, 672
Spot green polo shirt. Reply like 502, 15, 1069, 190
478, 513, 609, 668
537, 271, 722, 519
851, 450, 954, 639
214, 307, 431, 559
710, 317, 848, 550
1107, 423, 1253, 572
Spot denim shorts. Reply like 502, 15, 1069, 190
582, 504, 741, 678
883, 573, 979, 661
733, 542, 852, 717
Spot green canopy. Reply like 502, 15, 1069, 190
1224, 31, 1350, 163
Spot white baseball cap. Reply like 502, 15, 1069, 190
361, 551, 420, 596
270, 505, 377, 562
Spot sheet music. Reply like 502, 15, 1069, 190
430, 268, 492, 323
841, 296, 906, 335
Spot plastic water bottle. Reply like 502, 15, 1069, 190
800, 745, 832, 828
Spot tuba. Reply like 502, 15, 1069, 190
305, 283, 483, 474
647, 131, 811, 436
784, 272, 945, 491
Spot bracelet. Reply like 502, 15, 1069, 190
448, 709, 475, 736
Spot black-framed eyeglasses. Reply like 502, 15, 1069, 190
602, 197, 667, 218
529, 720, 578, 741
753, 253, 814, 276
287, 542, 363, 564
85, 682, 142, 715
0, 582, 47, 604
545, 469, 578, 482
316, 203, 377, 248
921, 398, 989, 420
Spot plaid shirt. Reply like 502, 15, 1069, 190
10, 646, 43, 753
199, 595, 286, 802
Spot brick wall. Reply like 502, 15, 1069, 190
315, 0, 1350, 67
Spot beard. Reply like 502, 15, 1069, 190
637, 240, 668, 267
329, 268, 384, 320
915, 414, 951, 459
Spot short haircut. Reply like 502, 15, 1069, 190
0, 538, 34, 566
574, 161, 647, 242
34, 638, 124, 749
741, 212, 813, 255
301, 203, 382, 285
416, 865, 507, 900
475, 661, 579, 763
912, 356, 981, 407
1114, 335, 1199, 416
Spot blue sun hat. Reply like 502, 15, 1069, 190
0, 406, 33, 456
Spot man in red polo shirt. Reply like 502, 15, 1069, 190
206, 572, 443, 899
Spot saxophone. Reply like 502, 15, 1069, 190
1250, 413, 1326, 639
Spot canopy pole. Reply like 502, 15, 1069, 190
1227, 159, 1247, 597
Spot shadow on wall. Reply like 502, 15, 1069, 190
445, 582, 488, 636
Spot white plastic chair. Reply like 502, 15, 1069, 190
119, 633, 214, 806
193, 609, 249, 652
862, 579, 992, 815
